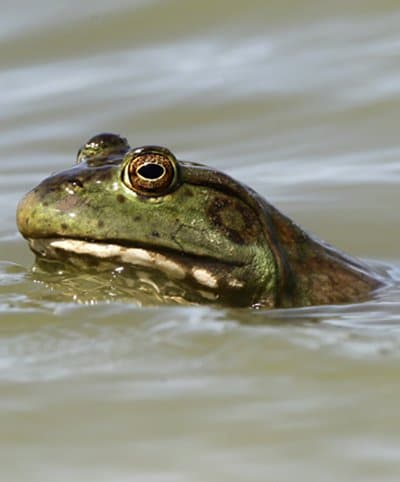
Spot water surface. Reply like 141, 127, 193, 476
1, 1, 400, 481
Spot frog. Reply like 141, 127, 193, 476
16, 133, 383, 308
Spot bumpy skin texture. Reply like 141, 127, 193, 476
17, 133, 383, 308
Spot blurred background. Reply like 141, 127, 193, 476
1, 1, 400, 481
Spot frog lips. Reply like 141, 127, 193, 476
29, 237, 188, 280
27, 237, 245, 292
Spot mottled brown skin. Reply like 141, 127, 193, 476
258, 204, 382, 307
17, 133, 383, 308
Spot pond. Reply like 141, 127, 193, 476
1, 1, 400, 481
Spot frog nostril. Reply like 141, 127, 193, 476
64, 178, 84, 195
66, 178, 83, 188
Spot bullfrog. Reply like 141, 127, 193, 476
17, 133, 383, 308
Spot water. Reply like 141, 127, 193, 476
1, 1, 400, 480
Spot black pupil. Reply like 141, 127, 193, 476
138, 163, 165, 180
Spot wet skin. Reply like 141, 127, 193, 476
17, 133, 383, 308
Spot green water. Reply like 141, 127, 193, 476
1, 1, 400, 481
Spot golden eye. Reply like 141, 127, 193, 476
122, 146, 179, 196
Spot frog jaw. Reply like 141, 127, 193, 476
27, 237, 275, 307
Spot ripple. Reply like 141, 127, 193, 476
2, 3, 400, 480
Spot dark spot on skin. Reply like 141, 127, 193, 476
98, 220, 104, 228
116, 194, 125, 203
61, 223, 68, 230
151, 231, 160, 238
183, 189, 194, 197
207, 196, 259, 245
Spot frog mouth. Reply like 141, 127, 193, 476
27, 237, 245, 292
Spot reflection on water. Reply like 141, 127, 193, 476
1, 0, 400, 481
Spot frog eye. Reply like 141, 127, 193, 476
122, 146, 179, 196
76, 133, 130, 164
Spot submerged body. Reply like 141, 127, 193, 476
17, 134, 382, 308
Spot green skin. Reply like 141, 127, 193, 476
17, 133, 383, 308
